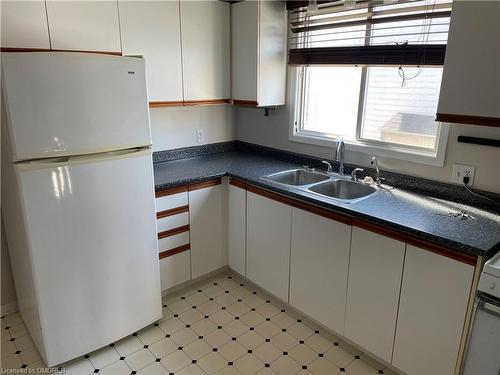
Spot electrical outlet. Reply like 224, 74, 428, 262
196, 129, 204, 144
451, 164, 475, 186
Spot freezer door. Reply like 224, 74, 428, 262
2, 52, 151, 161
17, 149, 161, 366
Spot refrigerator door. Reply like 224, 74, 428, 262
17, 148, 161, 366
2, 52, 151, 161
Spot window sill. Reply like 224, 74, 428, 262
289, 129, 448, 167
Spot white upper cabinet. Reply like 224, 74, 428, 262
45, 1, 121, 53
231, 0, 287, 107
246, 192, 292, 301
119, 1, 183, 103
1, 1, 50, 49
290, 208, 351, 336
392, 245, 474, 375
227, 183, 246, 276
189, 184, 224, 279
437, 1, 500, 124
344, 227, 406, 363
180, 0, 230, 102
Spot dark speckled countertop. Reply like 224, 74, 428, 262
154, 150, 500, 259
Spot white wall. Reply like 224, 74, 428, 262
150, 105, 234, 151
235, 93, 500, 194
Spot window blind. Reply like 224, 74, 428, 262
288, 0, 452, 66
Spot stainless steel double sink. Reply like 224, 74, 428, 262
261, 169, 378, 203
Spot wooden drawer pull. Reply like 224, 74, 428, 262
157, 205, 189, 219
159, 244, 190, 259
158, 225, 190, 239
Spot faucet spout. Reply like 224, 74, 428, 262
370, 156, 383, 187
335, 139, 345, 175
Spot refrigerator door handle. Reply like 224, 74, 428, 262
16, 147, 151, 171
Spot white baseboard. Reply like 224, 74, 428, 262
1, 300, 19, 316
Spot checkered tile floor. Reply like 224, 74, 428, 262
1, 271, 394, 375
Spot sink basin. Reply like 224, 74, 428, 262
308, 179, 377, 201
263, 169, 329, 186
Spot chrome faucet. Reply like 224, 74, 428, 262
335, 139, 345, 175
370, 156, 384, 187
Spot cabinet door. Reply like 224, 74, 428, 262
1, 0, 50, 48
119, 1, 183, 102
345, 227, 406, 363
46, 1, 121, 52
181, 0, 230, 101
189, 184, 224, 278
231, 0, 258, 102
160, 251, 191, 291
228, 184, 246, 276
290, 208, 351, 335
437, 2, 500, 120
392, 245, 474, 375
246, 192, 292, 301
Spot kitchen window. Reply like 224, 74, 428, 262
288, 0, 451, 166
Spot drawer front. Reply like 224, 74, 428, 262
158, 232, 190, 253
156, 191, 188, 212
157, 212, 189, 233
159, 251, 191, 291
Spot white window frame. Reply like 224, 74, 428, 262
289, 66, 450, 167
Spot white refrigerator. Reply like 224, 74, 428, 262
1, 52, 162, 366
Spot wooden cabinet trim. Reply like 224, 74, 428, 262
188, 178, 222, 192
155, 186, 188, 198
232, 100, 258, 107
149, 99, 230, 108
158, 224, 190, 239
436, 113, 500, 127
149, 101, 184, 108
159, 244, 190, 259
243, 181, 477, 266
183, 99, 230, 106
1, 47, 121, 55
156, 205, 189, 219
229, 178, 247, 189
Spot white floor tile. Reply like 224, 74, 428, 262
125, 348, 155, 371
100, 359, 131, 375
254, 321, 281, 340
346, 359, 379, 375
222, 320, 249, 338
198, 301, 222, 316
218, 341, 247, 362
137, 325, 164, 345
211, 310, 235, 326
255, 303, 281, 319
289, 344, 318, 366
187, 292, 210, 306
89, 346, 120, 369
179, 309, 204, 325
271, 332, 298, 352
137, 361, 169, 375
240, 311, 265, 328
191, 318, 218, 336
171, 327, 198, 347
215, 294, 237, 307
148, 337, 178, 358
271, 355, 301, 375
161, 350, 192, 373
305, 334, 334, 354
198, 352, 228, 374
62, 357, 95, 375
253, 342, 282, 364
324, 346, 356, 368
226, 302, 251, 317
159, 317, 186, 335
308, 358, 340, 375
114, 336, 144, 357
168, 300, 192, 315
203, 285, 226, 299
177, 363, 207, 375
237, 331, 265, 350
1, 354, 23, 369
234, 353, 264, 375
184, 339, 212, 360
205, 329, 232, 348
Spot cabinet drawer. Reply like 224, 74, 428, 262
158, 232, 190, 253
156, 191, 188, 212
160, 251, 191, 291
157, 212, 189, 233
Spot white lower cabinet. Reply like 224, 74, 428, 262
246, 192, 292, 301
228, 183, 246, 276
392, 245, 474, 375
344, 227, 406, 363
189, 184, 224, 278
159, 252, 191, 291
290, 208, 351, 335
